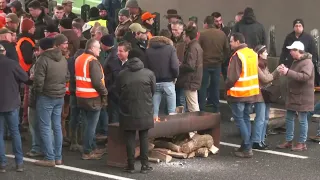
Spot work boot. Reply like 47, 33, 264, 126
233, 149, 253, 158
69, 144, 82, 152
276, 141, 292, 149
93, 148, 106, 155
34, 160, 55, 167
140, 165, 153, 174
0, 165, 6, 173
252, 142, 268, 150
82, 152, 103, 160
55, 160, 63, 166
309, 135, 320, 142
16, 164, 24, 172
291, 143, 307, 152
123, 164, 135, 174
26, 151, 43, 157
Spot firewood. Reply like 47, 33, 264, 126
187, 152, 195, 158
167, 151, 188, 159
135, 143, 155, 158
195, 148, 209, 158
208, 145, 219, 154
148, 157, 160, 163
149, 150, 172, 163
154, 140, 181, 152
180, 134, 213, 154
153, 148, 171, 154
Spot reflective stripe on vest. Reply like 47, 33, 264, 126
16, 37, 35, 72
227, 47, 260, 97
65, 82, 70, 95
87, 19, 108, 28
75, 53, 105, 98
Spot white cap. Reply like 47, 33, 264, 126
286, 41, 305, 51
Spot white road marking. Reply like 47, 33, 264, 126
6, 155, 135, 180
220, 142, 309, 159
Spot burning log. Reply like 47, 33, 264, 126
167, 151, 188, 159
187, 152, 195, 158
195, 148, 209, 158
149, 150, 172, 163
180, 134, 213, 154
135, 143, 155, 158
153, 148, 171, 154
148, 157, 160, 163
154, 140, 181, 152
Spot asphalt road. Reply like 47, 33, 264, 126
2, 103, 320, 180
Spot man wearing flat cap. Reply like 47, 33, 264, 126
5, 13, 19, 33
62, 0, 77, 20
0, 27, 18, 61
125, 0, 145, 24
7, 1, 29, 18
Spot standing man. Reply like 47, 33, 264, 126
116, 56, 156, 174
225, 33, 260, 158
211, 12, 231, 36
198, 16, 229, 113
176, 27, 203, 112
75, 39, 108, 160
115, 9, 132, 41
59, 18, 80, 57
141, 12, 156, 37
52, 5, 65, 28
33, 38, 69, 167
62, 0, 77, 20
97, 3, 115, 35
0, 44, 28, 173
5, 13, 19, 33
125, 0, 145, 24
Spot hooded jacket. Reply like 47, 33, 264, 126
34, 48, 69, 98
116, 57, 156, 130
232, 8, 266, 49
145, 36, 179, 82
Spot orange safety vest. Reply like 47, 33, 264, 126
75, 53, 105, 98
16, 37, 35, 72
147, 32, 153, 40
227, 47, 260, 97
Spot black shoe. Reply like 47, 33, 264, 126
140, 165, 153, 174
123, 166, 135, 174
261, 142, 269, 148
16, 164, 24, 172
252, 142, 268, 150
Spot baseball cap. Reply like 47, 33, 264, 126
7, 1, 22, 10
129, 23, 146, 33
6, 13, 19, 24
0, 28, 13, 35
62, 0, 73, 4
141, 12, 156, 21
286, 41, 305, 51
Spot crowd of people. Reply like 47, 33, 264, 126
0, 0, 319, 174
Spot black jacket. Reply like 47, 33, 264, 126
34, 48, 69, 98
33, 9, 54, 40
232, 11, 266, 49
0, 54, 28, 112
17, 33, 35, 66
64, 12, 78, 20
0, 40, 18, 62
145, 36, 179, 82
123, 32, 147, 64
116, 57, 156, 130
68, 49, 85, 95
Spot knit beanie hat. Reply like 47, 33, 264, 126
54, 34, 68, 46
59, 18, 73, 29
100, 34, 114, 47
21, 18, 35, 32
89, 7, 99, 19
125, 0, 139, 8
293, 19, 304, 27
39, 38, 54, 51
118, 8, 129, 17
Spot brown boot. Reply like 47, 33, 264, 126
34, 160, 55, 167
55, 160, 63, 165
82, 152, 103, 160
291, 143, 307, 151
233, 149, 253, 158
93, 148, 106, 155
309, 135, 320, 142
276, 141, 292, 149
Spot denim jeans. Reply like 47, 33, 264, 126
230, 102, 252, 151
153, 82, 176, 118
198, 67, 221, 113
81, 109, 100, 154
307, 102, 320, 136
0, 108, 23, 166
252, 102, 270, 145
108, 99, 119, 124
285, 110, 308, 143
28, 107, 41, 153
175, 87, 186, 112
37, 95, 64, 161
96, 107, 108, 135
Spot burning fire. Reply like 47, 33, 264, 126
154, 117, 168, 123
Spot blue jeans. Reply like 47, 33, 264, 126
175, 87, 186, 112
0, 108, 23, 166
307, 102, 320, 136
81, 109, 100, 154
69, 94, 82, 143
285, 110, 308, 143
252, 102, 270, 145
230, 102, 252, 151
37, 95, 64, 161
96, 107, 108, 135
198, 67, 221, 113
153, 82, 176, 118
28, 107, 41, 153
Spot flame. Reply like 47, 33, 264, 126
154, 117, 168, 122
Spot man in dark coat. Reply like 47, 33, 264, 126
115, 56, 156, 174
0, 44, 28, 173
232, 7, 266, 49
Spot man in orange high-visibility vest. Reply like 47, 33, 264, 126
225, 33, 260, 158
75, 39, 108, 160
